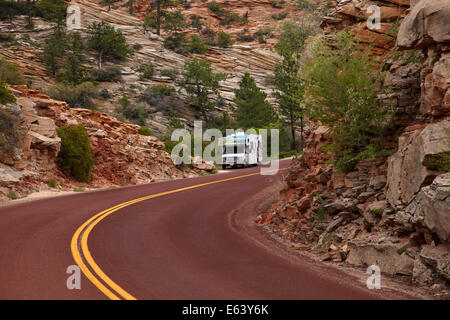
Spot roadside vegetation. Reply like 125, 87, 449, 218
56, 124, 94, 183
303, 31, 394, 171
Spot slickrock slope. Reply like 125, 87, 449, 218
259, 0, 450, 292
0, 85, 202, 203
0, 0, 284, 133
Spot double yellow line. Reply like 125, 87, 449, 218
71, 167, 287, 300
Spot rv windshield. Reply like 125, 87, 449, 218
223, 145, 243, 155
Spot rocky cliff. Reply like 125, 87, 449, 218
259, 0, 450, 290
0, 85, 204, 202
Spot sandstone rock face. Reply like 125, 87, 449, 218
421, 51, 450, 118
397, 0, 450, 49
405, 173, 450, 241
418, 244, 450, 282
386, 121, 450, 207
347, 233, 414, 275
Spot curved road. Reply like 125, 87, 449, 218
0, 159, 396, 300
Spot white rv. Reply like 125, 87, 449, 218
220, 133, 263, 169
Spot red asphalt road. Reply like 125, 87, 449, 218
0, 159, 387, 300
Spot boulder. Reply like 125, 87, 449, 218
412, 258, 436, 285
386, 121, 450, 207
362, 200, 389, 226
419, 244, 450, 281
324, 200, 346, 215
0, 163, 22, 188
369, 175, 387, 191
347, 233, 414, 275
397, 0, 450, 49
405, 173, 450, 241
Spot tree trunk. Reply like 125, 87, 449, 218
300, 114, 304, 152
201, 108, 208, 123
290, 109, 296, 151
98, 51, 103, 70
156, 1, 161, 35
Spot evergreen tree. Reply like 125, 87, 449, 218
274, 20, 315, 151
60, 32, 86, 85
60, 53, 85, 85
87, 22, 129, 69
100, 0, 121, 11
233, 72, 278, 129
34, 0, 67, 39
42, 36, 65, 76
177, 59, 226, 122
303, 31, 392, 170
147, 0, 181, 35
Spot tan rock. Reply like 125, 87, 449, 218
397, 0, 450, 49
386, 121, 450, 207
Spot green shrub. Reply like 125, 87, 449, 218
370, 209, 383, 217
56, 124, 94, 183
295, 0, 317, 10
217, 31, 234, 48
138, 127, 152, 136
0, 78, 16, 105
122, 102, 147, 126
7, 191, 19, 200
48, 179, 57, 188
139, 63, 155, 80
91, 66, 122, 82
0, 59, 25, 85
272, 12, 288, 20
0, 33, 15, 42
208, 1, 221, 13
47, 82, 98, 109
160, 68, 178, 80
423, 130, 450, 172
190, 14, 203, 31
257, 33, 266, 44
202, 27, 217, 39
163, 33, 188, 54
237, 31, 255, 42
133, 43, 143, 51
188, 34, 209, 54
316, 207, 326, 220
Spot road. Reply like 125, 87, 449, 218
0, 159, 394, 300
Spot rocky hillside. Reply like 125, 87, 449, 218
1, 0, 303, 133
0, 84, 214, 202
258, 0, 450, 293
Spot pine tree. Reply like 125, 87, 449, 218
147, 0, 181, 35
233, 72, 278, 129
274, 20, 316, 151
87, 22, 129, 69
42, 36, 65, 76
100, 0, 121, 11
177, 59, 225, 122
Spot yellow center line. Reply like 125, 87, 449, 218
71, 166, 289, 300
